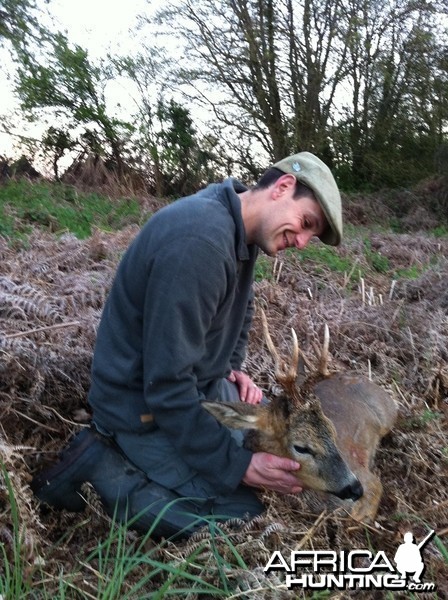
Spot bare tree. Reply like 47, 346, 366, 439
149, 0, 447, 185
154, 0, 349, 167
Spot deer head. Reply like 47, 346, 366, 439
203, 310, 363, 501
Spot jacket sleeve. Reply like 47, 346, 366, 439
141, 235, 253, 495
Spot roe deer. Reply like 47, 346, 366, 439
204, 311, 397, 521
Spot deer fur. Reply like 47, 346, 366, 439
203, 311, 397, 522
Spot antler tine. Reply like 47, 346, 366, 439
289, 328, 300, 381
319, 323, 330, 377
259, 308, 282, 377
260, 309, 302, 391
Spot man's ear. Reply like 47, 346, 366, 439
272, 173, 297, 200
202, 401, 262, 430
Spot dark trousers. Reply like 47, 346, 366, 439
97, 380, 265, 538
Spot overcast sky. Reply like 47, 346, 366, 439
48, 0, 150, 57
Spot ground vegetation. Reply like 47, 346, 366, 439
0, 175, 447, 598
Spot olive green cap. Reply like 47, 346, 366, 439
273, 151, 343, 246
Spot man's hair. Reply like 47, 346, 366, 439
253, 167, 315, 201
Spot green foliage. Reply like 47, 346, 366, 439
15, 33, 132, 169
152, 98, 217, 196
292, 244, 355, 274
254, 254, 273, 281
0, 0, 46, 51
41, 126, 76, 180
254, 242, 391, 283
3, 0, 448, 205
363, 240, 390, 273
0, 179, 144, 239
332, 11, 448, 190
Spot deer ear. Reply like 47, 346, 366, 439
273, 395, 293, 419
203, 401, 262, 430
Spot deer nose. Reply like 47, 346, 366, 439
337, 478, 364, 501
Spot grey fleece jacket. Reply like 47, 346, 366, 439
88, 179, 258, 495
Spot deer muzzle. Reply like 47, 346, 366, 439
335, 477, 364, 501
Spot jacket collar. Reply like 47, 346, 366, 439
221, 178, 250, 261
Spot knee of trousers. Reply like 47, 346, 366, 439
115, 480, 213, 540
105, 477, 265, 541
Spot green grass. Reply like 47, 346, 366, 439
254, 254, 274, 281
0, 463, 34, 599
283, 245, 354, 278
362, 239, 391, 274
430, 225, 448, 238
255, 245, 357, 283
255, 241, 396, 283
4, 458, 445, 598
0, 179, 145, 240
394, 265, 424, 280
75, 519, 227, 599
0, 472, 258, 598
402, 409, 444, 430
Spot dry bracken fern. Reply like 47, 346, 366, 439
0, 227, 446, 597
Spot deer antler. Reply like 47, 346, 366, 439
259, 308, 300, 392
319, 324, 330, 377
289, 328, 300, 381
260, 307, 282, 376
311, 323, 331, 377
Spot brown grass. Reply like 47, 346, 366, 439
0, 217, 447, 598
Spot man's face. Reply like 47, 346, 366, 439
255, 185, 327, 257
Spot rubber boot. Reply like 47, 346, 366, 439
31, 427, 212, 539
32, 427, 102, 512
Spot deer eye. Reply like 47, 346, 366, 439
293, 445, 315, 456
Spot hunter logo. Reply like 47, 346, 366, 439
264, 529, 437, 592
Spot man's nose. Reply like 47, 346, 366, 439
295, 232, 314, 249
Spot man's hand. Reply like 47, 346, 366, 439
242, 452, 303, 494
227, 370, 263, 404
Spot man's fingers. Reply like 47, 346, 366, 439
246, 383, 263, 404
265, 453, 301, 472
229, 370, 263, 403
243, 452, 303, 494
